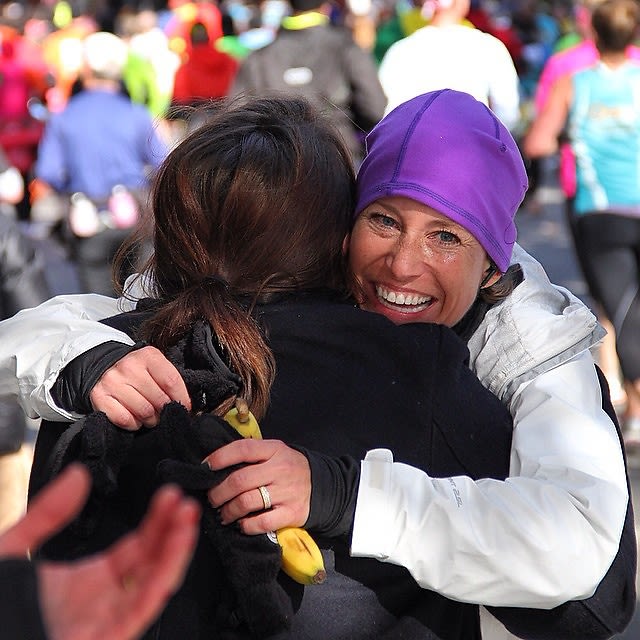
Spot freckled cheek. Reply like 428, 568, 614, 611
349, 237, 387, 276
438, 252, 459, 266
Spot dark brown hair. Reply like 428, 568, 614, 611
115, 95, 356, 418
479, 264, 522, 304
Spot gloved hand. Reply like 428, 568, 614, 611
298, 448, 360, 539
165, 319, 241, 413
157, 402, 294, 636
38, 411, 134, 552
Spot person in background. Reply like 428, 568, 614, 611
0, 147, 50, 532
230, 0, 387, 164
0, 34, 48, 217
532, 0, 640, 201
377, 0, 520, 129
171, 21, 238, 109
33, 31, 168, 296
2, 92, 633, 639
529, 0, 640, 411
525, 0, 640, 449
0, 463, 200, 640
121, 8, 180, 122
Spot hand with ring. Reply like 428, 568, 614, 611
204, 438, 311, 535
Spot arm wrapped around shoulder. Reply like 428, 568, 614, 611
297, 447, 360, 539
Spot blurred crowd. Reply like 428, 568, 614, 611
0, 0, 588, 222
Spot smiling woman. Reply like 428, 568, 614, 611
349, 87, 525, 330
350, 198, 496, 327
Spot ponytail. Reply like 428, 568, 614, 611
140, 277, 275, 420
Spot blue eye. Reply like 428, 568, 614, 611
371, 213, 398, 228
381, 215, 397, 227
437, 230, 459, 244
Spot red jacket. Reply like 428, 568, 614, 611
172, 44, 238, 103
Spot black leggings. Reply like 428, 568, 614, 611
574, 212, 640, 381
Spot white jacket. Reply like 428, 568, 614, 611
0, 246, 628, 617
351, 246, 628, 640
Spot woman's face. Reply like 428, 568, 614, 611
349, 196, 495, 328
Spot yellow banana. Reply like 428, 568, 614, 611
223, 398, 326, 586
276, 526, 327, 585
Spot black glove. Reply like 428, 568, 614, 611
165, 319, 242, 413
52, 317, 242, 415
157, 402, 294, 636
52, 341, 144, 414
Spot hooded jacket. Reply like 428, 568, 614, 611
172, 44, 238, 103
468, 243, 606, 404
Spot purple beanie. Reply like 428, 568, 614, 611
355, 89, 528, 273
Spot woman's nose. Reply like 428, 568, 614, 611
385, 238, 425, 280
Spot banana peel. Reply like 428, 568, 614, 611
223, 400, 262, 439
223, 399, 326, 586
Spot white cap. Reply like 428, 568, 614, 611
83, 32, 129, 80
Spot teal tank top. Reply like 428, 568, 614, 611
570, 61, 640, 216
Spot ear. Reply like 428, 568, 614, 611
342, 233, 351, 256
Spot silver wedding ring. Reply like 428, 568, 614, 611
258, 485, 272, 510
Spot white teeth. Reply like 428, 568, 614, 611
376, 286, 431, 307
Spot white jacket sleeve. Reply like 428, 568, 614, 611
350, 351, 628, 608
0, 294, 134, 420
